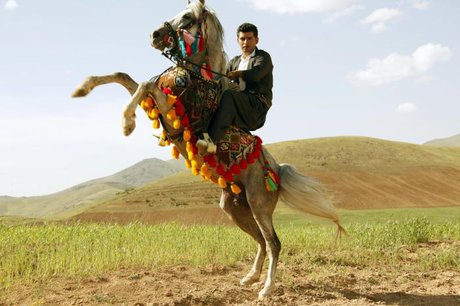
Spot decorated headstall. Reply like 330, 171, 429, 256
160, 9, 213, 80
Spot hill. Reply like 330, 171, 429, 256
424, 133, 460, 147
0, 158, 185, 218
73, 137, 460, 224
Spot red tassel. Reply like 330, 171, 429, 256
181, 116, 190, 127
216, 164, 224, 176
223, 171, 234, 182
186, 43, 192, 56
190, 134, 197, 144
274, 172, 281, 184
199, 35, 205, 51
206, 154, 217, 168
163, 87, 172, 95
192, 144, 198, 155
230, 164, 241, 175
253, 148, 261, 159
247, 153, 255, 164
175, 102, 185, 116
255, 136, 263, 147
239, 159, 248, 170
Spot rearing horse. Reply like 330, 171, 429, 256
72, 0, 344, 300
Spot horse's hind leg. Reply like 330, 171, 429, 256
219, 190, 266, 286
72, 72, 138, 98
246, 187, 281, 299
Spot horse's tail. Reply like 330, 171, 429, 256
278, 163, 346, 237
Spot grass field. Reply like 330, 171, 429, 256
1, 208, 459, 299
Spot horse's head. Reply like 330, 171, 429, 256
150, 0, 208, 52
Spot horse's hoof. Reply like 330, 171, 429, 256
71, 87, 89, 98
240, 275, 260, 286
258, 287, 273, 300
123, 120, 136, 136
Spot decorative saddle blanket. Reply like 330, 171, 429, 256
142, 66, 279, 194
155, 66, 221, 135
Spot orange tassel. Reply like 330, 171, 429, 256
183, 128, 191, 141
200, 164, 209, 175
185, 159, 192, 169
231, 183, 242, 194
152, 119, 160, 129
166, 109, 177, 121
191, 160, 198, 169
148, 108, 159, 120
173, 119, 181, 129
145, 97, 155, 108
167, 95, 177, 106
218, 177, 227, 188
172, 146, 180, 159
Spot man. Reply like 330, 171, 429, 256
197, 23, 273, 154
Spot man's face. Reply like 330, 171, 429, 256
238, 31, 259, 55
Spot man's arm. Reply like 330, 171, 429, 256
241, 51, 273, 82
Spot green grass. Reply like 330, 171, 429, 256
1, 208, 459, 295
274, 206, 460, 226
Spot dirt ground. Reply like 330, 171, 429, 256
2, 261, 459, 306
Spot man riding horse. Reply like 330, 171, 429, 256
72, 1, 342, 299
197, 23, 273, 154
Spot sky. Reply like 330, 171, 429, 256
1, 0, 459, 196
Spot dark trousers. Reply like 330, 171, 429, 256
208, 89, 269, 142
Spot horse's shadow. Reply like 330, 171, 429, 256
340, 289, 460, 305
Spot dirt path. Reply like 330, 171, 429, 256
2, 262, 459, 305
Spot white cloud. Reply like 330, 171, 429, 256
323, 5, 364, 23
348, 43, 452, 86
396, 103, 417, 113
361, 8, 403, 34
242, 0, 358, 14
413, 0, 430, 10
4, 0, 18, 10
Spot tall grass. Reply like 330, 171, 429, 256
0, 217, 459, 292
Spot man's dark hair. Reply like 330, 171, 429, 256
237, 23, 258, 38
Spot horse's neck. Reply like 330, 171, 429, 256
207, 47, 226, 75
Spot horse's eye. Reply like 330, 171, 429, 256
180, 14, 195, 29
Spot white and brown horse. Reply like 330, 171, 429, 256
72, 0, 344, 300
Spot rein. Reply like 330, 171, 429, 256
161, 50, 228, 79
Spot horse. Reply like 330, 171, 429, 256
72, 0, 344, 300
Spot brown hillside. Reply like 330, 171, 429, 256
73, 137, 460, 224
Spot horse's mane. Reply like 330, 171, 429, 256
189, 1, 228, 74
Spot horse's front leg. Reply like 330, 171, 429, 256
122, 80, 170, 136
72, 72, 138, 98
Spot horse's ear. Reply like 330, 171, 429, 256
199, 0, 205, 4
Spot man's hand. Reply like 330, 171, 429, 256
227, 70, 243, 79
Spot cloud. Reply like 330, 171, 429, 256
361, 8, 403, 34
323, 5, 364, 23
396, 103, 417, 113
241, 0, 358, 14
348, 43, 452, 86
413, 0, 430, 10
4, 0, 18, 10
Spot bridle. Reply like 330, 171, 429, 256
159, 11, 228, 79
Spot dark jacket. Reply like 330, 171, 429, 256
227, 48, 273, 101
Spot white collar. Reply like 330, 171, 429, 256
241, 49, 256, 60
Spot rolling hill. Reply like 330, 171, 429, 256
0, 158, 185, 218
424, 133, 460, 147
72, 137, 460, 224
